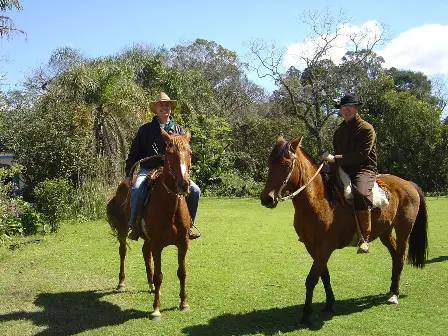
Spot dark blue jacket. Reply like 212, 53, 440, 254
125, 116, 184, 177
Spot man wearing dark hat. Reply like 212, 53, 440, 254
321, 94, 378, 253
125, 92, 201, 241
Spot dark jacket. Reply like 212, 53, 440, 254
333, 114, 378, 176
125, 116, 184, 177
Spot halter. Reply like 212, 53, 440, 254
278, 150, 324, 202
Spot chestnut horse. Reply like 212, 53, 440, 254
107, 129, 193, 320
260, 136, 428, 326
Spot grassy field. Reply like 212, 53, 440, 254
0, 196, 447, 336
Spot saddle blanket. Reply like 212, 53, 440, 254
338, 167, 389, 209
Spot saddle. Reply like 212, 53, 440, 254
145, 167, 164, 202
321, 163, 389, 208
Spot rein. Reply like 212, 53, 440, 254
278, 152, 324, 202
129, 154, 165, 179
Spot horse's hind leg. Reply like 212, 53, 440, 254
379, 227, 406, 304
177, 242, 190, 311
142, 240, 155, 292
321, 265, 335, 313
117, 238, 127, 291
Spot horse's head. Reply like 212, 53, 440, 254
260, 135, 303, 208
161, 129, 192, 196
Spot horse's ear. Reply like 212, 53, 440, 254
290, 136, 304, 152
161, 128, 171, 142
277, 134, 284, 142
184, 130, 191, 142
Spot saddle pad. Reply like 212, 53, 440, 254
338, 167, 389, 208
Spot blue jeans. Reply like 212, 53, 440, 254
129, 168, 201, 228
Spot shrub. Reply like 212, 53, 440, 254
203, 170, 263, 197
33, 178, 72, 232
68, 177, 110, 221
0, 166, 46, 243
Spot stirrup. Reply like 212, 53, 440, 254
128, 222, 141, 241
128, 228, 140, 241
189, 224, 201, 240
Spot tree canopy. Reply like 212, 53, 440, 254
1, 33, 447, 196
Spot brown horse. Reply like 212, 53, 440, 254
107, 129, 193, 320
260, 136, 428, 326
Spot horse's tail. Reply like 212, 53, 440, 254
106, 195, 120, 238
407, 182, 429, 268
106, 182, 129, 239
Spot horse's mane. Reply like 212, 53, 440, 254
298, 147, 319, 167
269, 140, 293, 165
269, 139, 318, 168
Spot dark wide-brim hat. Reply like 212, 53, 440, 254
149, 92, 177, 113
334, 94, 363, 109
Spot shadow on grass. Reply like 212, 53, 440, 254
0, 290, 147, 335
426, 256, 448, 264
183, 293, 399, 335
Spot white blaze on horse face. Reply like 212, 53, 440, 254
180, 151, 188, 178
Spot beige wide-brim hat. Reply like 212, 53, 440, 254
149, 92, 177, 113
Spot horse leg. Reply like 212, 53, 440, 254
301, 259, 329, 326
177, 242, 190, 311
117, 239, 127, 291
150, 246, 163, 320
142, 240, 155, 293
321, 266, 335, 313
380, 229, 405, 304
300, 242, 334, 326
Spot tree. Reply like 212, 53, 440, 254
1, 95, 92, 186
375, 90, 445, 191
171, 39, 265, 120
249, 10, 386, 155
386, 67, 439, 106
0, 0, 24, 39
3, 47, 153, 184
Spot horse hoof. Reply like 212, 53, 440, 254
179, 304, 190, 311
150, 311, 161, 321
116, 284, 126, 292
387, 294, 399, 304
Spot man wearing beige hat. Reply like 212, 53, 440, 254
125, 92, 201, 241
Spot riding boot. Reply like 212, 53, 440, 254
356, 209, 371, 253
189, 223, 201, 240
128, 213, 142, 241
187, 181, 201, 240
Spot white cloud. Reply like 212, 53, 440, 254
378, 24, 448, 74
284, 22, 448, 76
283, 20, 383, 69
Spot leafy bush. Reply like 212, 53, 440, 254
33, 178, 72, 232
68, 177, 110, 221
203, 170, 263, 197
0, 166, 46, 243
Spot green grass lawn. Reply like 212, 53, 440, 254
1, 197, 447, 335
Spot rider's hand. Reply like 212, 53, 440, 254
321, 152, 336, 163
124, 177, 131, 188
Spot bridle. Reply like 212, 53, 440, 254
277, 149, 324, 202
162, 154, 190, 198
161, 146, 191, 198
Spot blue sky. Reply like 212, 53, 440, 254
1, 0, 447, 92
